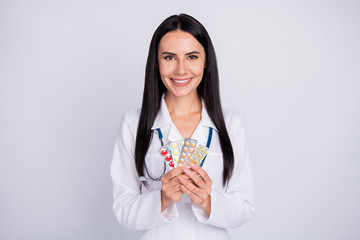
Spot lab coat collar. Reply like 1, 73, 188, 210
200, 101, 218, 132
151, 95, 173, 131
151, 94, 218, 143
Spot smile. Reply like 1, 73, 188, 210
170, 78, 193, 87
171, 78, 191, 83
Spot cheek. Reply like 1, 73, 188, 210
159, 63, 174, 78
189, 63, 205, 77
189, 58, 205, 74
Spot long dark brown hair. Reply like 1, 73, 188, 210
135, 14, 234, 187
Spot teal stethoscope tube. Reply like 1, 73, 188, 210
200, 127, 213, 167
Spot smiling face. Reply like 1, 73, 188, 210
158, 30, 206, 99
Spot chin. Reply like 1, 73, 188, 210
166, 89, 198, 98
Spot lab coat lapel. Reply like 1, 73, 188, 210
167, 123, 183, 142
190, 120, 207, 145
151, 96, 171, 131
151, 95, 183, 143
200, 101, 218, 132
191, 102, 217, 145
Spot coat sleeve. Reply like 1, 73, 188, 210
192, 117, 255, 228
111, 114, 178, 230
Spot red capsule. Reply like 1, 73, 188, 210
165, 155, 172, 161
169, 160, 174, 168
161, 149, 167, 156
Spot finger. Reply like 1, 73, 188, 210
162, 175, 182, 191
167, 184, 182, 194
183, 166, 207, 189
161, 187, 184, 208
161, 166, 184, 182
167, 175, 183, 188
179, 174, 191, 181
180, 184, 202, 204
179, 176, 208, 200
162, 183, 183, 199
188, 162, 212, 185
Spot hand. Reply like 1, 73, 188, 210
160, 167, 190, 212
179, 162, 213, 216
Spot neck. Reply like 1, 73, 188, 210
164, 91, 202, 116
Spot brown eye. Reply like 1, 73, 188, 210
164, 56, 175, 60
188, 55, 198, 60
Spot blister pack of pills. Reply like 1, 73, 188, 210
158, 144, 174, 168
158, 140, 184, 169
169, 140, 184, 168
178, 138, 197, 166
158, 138, 208, 169
190, 144, 208, 165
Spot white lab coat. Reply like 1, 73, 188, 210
111, 95, 255, 240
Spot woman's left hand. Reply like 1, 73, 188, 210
179, 162, 213, 216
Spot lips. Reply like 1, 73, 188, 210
170, 78, 192, 87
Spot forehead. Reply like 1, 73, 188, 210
158, 31, 204, 53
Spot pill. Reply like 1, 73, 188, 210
182, 153, 186, 158
174, 157, 179, 162
188, 155, 191, 159
171, 143, 177, 149
180, 141, 184, 146
169, 160, 174, 168
173, 150, 179, 155
191, 143, 196, 148
161, 149, 167, 156
183, 147, 188, 152
189, 149, 194, 153
185, 141, 190, 146
165, 155, 171, 161
180, 159, 185, 163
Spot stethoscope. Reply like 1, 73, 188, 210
139, 127, 213, 182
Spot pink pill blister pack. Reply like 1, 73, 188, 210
158, 140, 184, 169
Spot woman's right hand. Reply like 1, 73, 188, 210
160, 167, 187, 212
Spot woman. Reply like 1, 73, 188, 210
111, 14, 255, 240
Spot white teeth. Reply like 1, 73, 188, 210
172, 78, 190, 83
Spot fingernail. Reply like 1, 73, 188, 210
179, 177, 184, 182
189, 162, 196, 167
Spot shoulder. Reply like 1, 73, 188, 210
222, 107, 248, 150
118, 108, 141, 135
222, 107, 243, 129
122, 108, 141, 122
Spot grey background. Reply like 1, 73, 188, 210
1, 0, 359, 239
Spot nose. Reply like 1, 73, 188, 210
174, 58, 186, 75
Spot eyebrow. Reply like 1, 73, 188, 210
161, 51, 201, 56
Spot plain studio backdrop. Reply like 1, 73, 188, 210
1, 0, 359, 239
